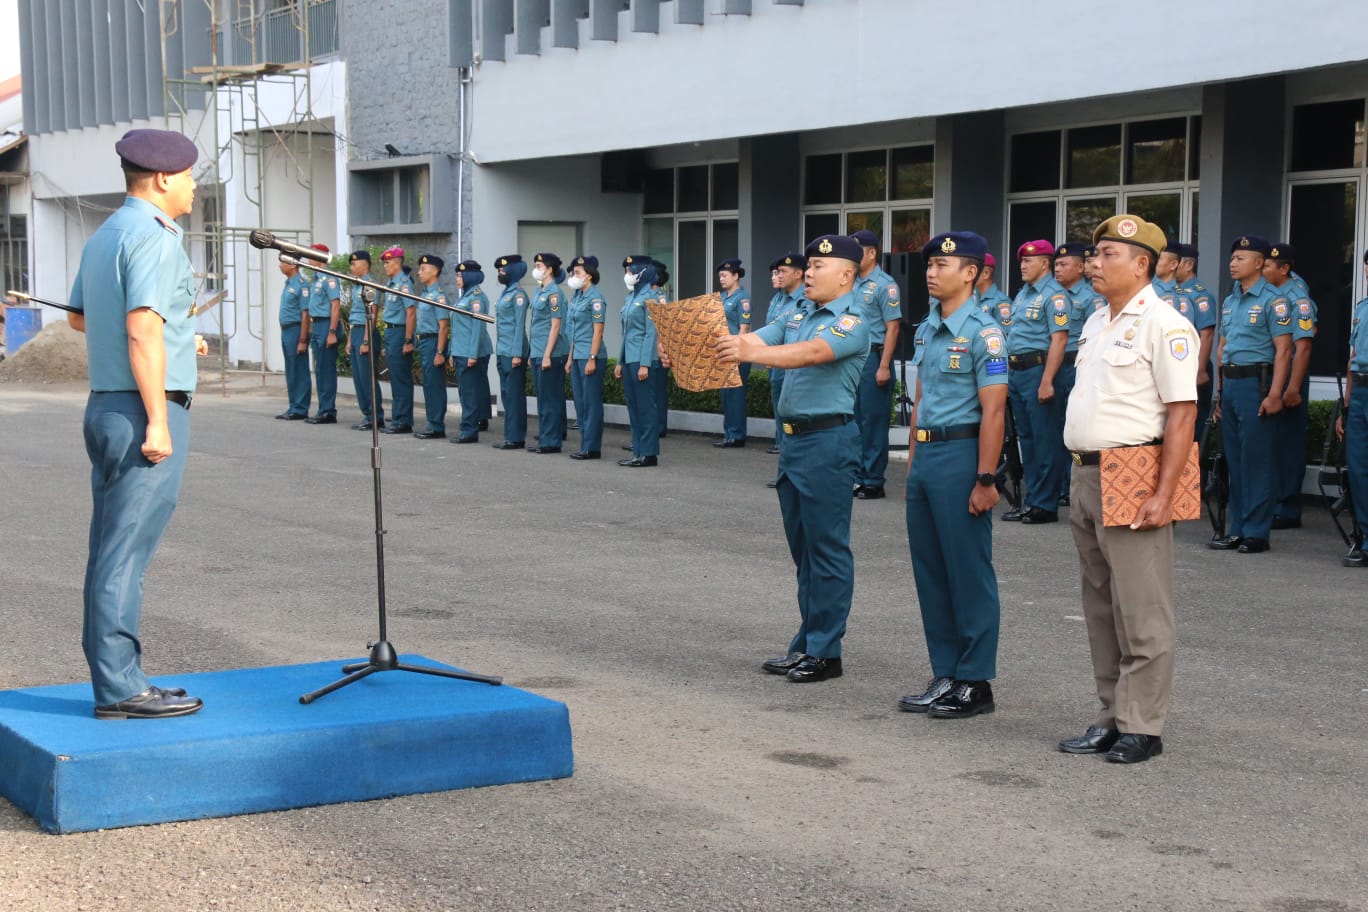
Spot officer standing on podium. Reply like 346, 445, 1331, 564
716, 235, 870, 683
897, 232, 1008, 719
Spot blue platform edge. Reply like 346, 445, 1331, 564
0, 656, 573, 834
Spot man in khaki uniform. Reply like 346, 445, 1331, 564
1058, 214, 1198, 764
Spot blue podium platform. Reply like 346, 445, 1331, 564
0, 656, 573, 834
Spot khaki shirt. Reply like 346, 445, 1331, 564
1063, 286, 1198, 452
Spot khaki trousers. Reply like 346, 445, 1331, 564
1068, 464, 1176, 736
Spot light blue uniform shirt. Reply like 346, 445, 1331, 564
1220, 276, 1293, 366
1283, 285, 1318, 345
1290, 272, 1310, 301
1152, 276, 1178, 302
568, 285, 607, 359
529, 282, 569, 359
766, 289, 804, 379
1061, 279, 1097, 352
69, 196, 197, 393
449, 286, 493, 359
618, 285, 660, 365
1351, 298, 1368, 371
348, 275, 373, 326
305, 270, 341, 320
1007, 276, 1069, 354
852, 266, 902, 344
279, 271, 305, 325
911, 293, 1008, 427
495, 284, 530, 358
722, 287, 752, 334
978, 284, 1013, 330
1174, 279, 1218, 333
381, 270, 415, 326
415, 282, 448, 335
753, 290, 870, 419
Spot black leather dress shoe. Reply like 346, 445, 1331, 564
619, 455, 658, 467
897, 676, 954, 713
855, 486, 886, 500
765, 480, 779, 489
413, 430, 446, 439
276, 410, 307, 420
1238, 537, 1270, 553
478, 419, 490, 431
305, 414, 337, 425
351, 420, 379, 431
713, 439, 745, 448
527, 445, 561, 454
381, 424, 413, 435
1021, 508, 1059, 524
787, 655, 842, 682
766, 445, 781, 455
1343, 542, 1366, 568
1271, 516, 1302, 530
1002, 506, 1025, 522
94, 688, 204, 720
762, 651, 805, 675
1058, 493, 1071, 507
452, 435, 479, 444
927, 680, 995, 719
492, 440, 525, 450
1058, 725, 1120, 754
1207, 534, 1242, 550
621, 443, 634, 451
1105, 733, 1163, 763
152, 684, 187, 698
569, 450, 601, 460
852, 484, 866, 498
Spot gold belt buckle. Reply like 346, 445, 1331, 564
1071, 452, 1083, 466
915, 428, 932, 443
782, 422, 795, 435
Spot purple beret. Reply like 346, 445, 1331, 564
115, 129, 198, 173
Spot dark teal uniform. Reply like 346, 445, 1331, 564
1274, 284, 1317, 523
449, 279, 492, 441
347, 275, 384, 425
907, 292, 1007, 682
1174, 276, 1218, 436
494, 267, 530, 446
306, 269, 342, 419
651, 282, 671, 436
619, 282, 662, 458
567, 281, 607, 454
1346, 295, 1368, 543
415, 281, 449, 435
720, 285, 753, 442
766, 287, 804, 448
278, 270, 309, 417
1053, 277, 1096, 498
529, 280, 569, 449
1219, 276, 1292, 542
69, 196, 196, 707
755, 289, 869, 660
381, 267, 416, 430
1006, 273, 1070, 511
852, 265, 902, 490
979, 284, 1013, 328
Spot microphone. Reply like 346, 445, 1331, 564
249, 229, 330, 264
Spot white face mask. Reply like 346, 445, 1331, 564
532, 265, 548, 282
566, 275, 586, 290
624, 272, 639, 290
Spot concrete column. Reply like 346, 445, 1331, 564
739, 133, 801, 322
934, 110, 1006, 254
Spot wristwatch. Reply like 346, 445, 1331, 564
975, 472, 996, 487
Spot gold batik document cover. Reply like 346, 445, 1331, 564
647, 293, 742, 392
1099, 442, 1201, 527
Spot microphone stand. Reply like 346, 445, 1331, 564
292, 263, 501, 703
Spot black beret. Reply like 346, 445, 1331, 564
456, 259, 482, 272
1230, 235, 1273, 256
1268, 243, 1295, 265
922, 231, 988, 262
804, 234, 863, 263
418, 254, 444, 271
115, 129, 198, 173
534, 252, 562, 270
769, 252, 808, 271
1053, 240, 1090, 259
716, 258, 744, 276
622, 254, 651, 268
571, 255, 599, 271
1174, 243, 1198, 260
850, 229, 880, 249
495, 254, 522, 268
349, 250, 371, 263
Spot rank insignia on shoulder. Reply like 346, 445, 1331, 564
887, 287, 899, 301
836, 314, 860, 333
549, 294, 559, 304
1298, 318, 1313, 331
1169, 337, 1189, 360
1297, 301, 1312, 315
592, 301, 602, 312
1053, 312, 1068, 326
985, 335, 1003, 356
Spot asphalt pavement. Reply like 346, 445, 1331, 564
1, 376, 1364, 912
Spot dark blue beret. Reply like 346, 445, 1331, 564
1231, 235, 1272, 256
349, 250, 371, 263
495, 254, 522, 268
716, 258, 744, 275
457, 259, 482, 272
622, 254, 651, 269
115, 129, 198, 173
1053, 240, 1090, 259
534, 252, 562, 270
769, 252, 808, 271
805, 234, 863, 263
849, 229, 880, 249
1172, 243, 1197, 260
922, 231, 988, 262
571, 255, 599, 271
1083, 244, 1098, 258
1268, 242, 1295, 264
419, 254, 444, 271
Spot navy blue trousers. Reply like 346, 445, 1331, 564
655, 365, 670, 436
309, 320, 339, 417
1008, 363, 1065, 511
533, 356, 567, 448
82, 392, 190, 706
497, 355, 527, 443
416, 336, 447, 433
1274, 377, 1311, 521
721, 363, 751, 442
455, 355, 489, 439
854, 351, 894, 487
623, 362, 660, 457
349, 325, 384, 424
570, 358, 604, 453
280, 323, 310, 417
1347, 384, 1368, 533
905, 437, 1000, 681
383, 327, 414, 428
776, 421, 859, 659
1054, 363, 1077, 500
1221, 375, 1276, 540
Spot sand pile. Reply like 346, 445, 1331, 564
0, 320, 89, 382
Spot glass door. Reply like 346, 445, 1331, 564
1287, 178, 1361, 374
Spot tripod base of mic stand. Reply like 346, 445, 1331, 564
299, 640, 502, 704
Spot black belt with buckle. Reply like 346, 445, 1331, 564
416, 332, 437, 339
1352, 371, 1368, 385
1072, 437, 1162, 466
166, 390, 192, 410
914, 423, 979, 443
1062, 351, 1077, 367
780, 414, 851, 436
1221, 363, 1269, 379
1008, 351, 1047, 369
869, 343, 884, 353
